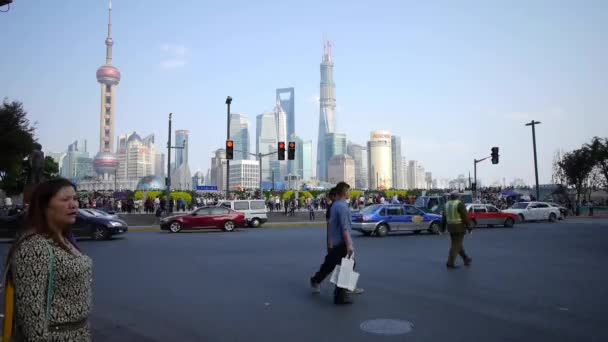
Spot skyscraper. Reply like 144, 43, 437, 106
316, 40, 336, 182
328, 154, 355, 186
289, 135, 304, 179
229, 114, 250, 160
275, 101, 288, 144
302, 140, 313, 181
391, 135, 403, 189
347, 143, 368, 189
256, 112, 278, 181
93, 0, 120, 180
408, 160, 418, 190
367, 130, 393, 189
323, 133, 346, 181
115, 132, 156, 182
175, 130, 189, 167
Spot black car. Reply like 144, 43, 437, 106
0, 209, 128, 240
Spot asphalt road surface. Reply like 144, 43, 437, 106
2, 220, 607, 341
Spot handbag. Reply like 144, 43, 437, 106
330, 255, 360, 291
2, 240, 56, 341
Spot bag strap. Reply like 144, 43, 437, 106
44, 242, 55, 322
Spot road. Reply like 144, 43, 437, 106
2, 220, 608, 341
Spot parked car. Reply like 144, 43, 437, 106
160, 206, 246, 233
547, 203, 568, 220
502, 202, 561, 222
218, 200, 268, 227
351, 204, 442, 237
0, 209, 128, 240
466, 204, 518, 228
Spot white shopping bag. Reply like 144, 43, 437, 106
336, 256, 359, 291
330, 265, 340, 285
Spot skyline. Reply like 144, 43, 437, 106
1, 0, 606, 186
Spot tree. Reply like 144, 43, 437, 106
586, 137, 608, 191
44, 156, 59, 180
0, 99, 36, 194
558, 147, 596, 203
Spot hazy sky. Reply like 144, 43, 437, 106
1, 0, 606, 186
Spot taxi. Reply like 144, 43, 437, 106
351, 204, 442, 237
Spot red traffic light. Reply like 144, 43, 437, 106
226, 140, 234, 148
289, 142, 295, 149
279, 142, 285, 149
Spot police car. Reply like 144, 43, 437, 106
351, 204, 443, 237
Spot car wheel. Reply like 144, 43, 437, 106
375, 224, 388, 237
518, 214, 525, 223
224, 220, 235, 232
504, 218, 515, 228
169, 221, 182, 233
428, 222, 441, 235
250, 218, 261, 228
92, 226, 110, 240
548, 213, 557, 223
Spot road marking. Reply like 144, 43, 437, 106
360, 319, 413, 335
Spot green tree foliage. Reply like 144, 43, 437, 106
558, 147, 596, 202
0, 100, 36, 194
586, 137, 608, 190
349, 190, 364, 201
282, 190, 313, 201
44, 156, 59, 179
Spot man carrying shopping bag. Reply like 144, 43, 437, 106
309, 182, 362, 304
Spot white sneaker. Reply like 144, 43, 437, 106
349, 287, 364, 295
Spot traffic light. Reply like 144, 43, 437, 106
226, 140, 234, 160
491, 147, 499, 164
278, 142, 286, 160
288, 141, 296, 160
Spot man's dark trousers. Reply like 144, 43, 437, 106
311, 244, 353, 302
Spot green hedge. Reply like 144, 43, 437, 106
133, 191, 193, 205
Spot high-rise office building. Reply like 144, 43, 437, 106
425, 172, 433, 189
302, 140, 313, 181
211, 148, 227, 192
323, 133, 347, 181
174, 130, 189, 168
256, 112, 278, 181
347, 143, 368, 189
61, 141, 94, 180
93, 1, 120, 180
316, 41, 336, 182
328, 154, 355, 186
416, 164, 426, 189
391, 135, 403, 189
275, 101, 287, 145
229, 160, 260, 190
154, 152, 165, 178
276, 88, 295, 173
288, 135, 304, 179
407, 160, 418, 190
367, 130, 393, 189
229, 114, 250, 160
401, 157, 408, 189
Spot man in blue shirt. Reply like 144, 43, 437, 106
310, 182, 360, 304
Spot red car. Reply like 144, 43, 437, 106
160, 207, 246, 233
466, 204, 518, 228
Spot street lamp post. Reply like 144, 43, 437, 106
165, 113, 186, 213
525, 120, 541, 200
225, 96, 232, 199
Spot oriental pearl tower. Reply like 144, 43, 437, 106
93, 0, 120, 180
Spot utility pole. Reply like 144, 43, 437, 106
166, 113, 186, 213
166, 113, 172, 205
473, 156, 490, 199
525, 120, 541, 200
225, 96, 232, 199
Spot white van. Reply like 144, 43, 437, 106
218, 200, 268, 227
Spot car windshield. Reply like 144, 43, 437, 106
511, 202, 529, 209
91, 209, 112, 217
360, 205, 382, 215
78, 209, 95, 217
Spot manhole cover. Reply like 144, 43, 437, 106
360, 319, 414, 335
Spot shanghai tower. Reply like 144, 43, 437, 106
316, 41, 336, 182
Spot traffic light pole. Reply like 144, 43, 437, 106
225, 97, 232, 199
473, 156, 490, 199
166, 113, 186, 213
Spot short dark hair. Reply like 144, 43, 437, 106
335, 182, 350, 197
328, 188, 338, 199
